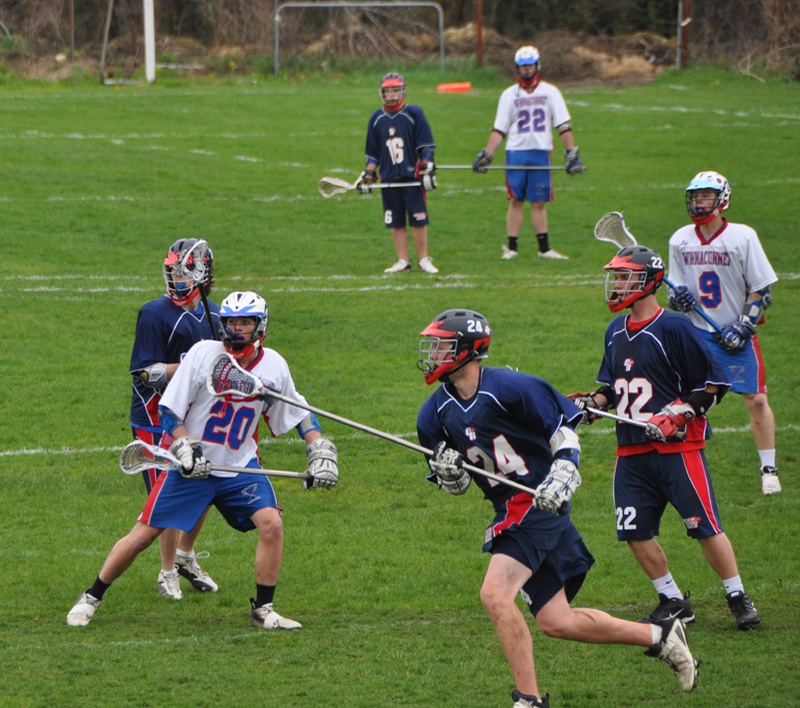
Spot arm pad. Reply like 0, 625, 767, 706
685, 388, 724, 415
296, 413, 322, 438
158, 407, 183, 436
549, 426, 581, 468
134, 363, 168, 390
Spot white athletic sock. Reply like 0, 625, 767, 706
176, 549, 192, 559
653, 573, 683, 600
758, 450, 776, 469
650, 624, 663, 645
723, 575, 744, 596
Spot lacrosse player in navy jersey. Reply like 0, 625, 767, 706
68, 291, 338, 630
417, 309, 698, 708
360, 72, 439, 274
570, 245, 761, 632
129, 238, 220, 600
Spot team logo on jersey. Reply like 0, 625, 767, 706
624, 357, 635, 371
389, 127, 396, 136
465, 426, 477, 441
682, 516, 701, 530
241, 483, 262, 505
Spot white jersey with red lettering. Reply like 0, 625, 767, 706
492, 80, 571, 152
159, 340, 310, 477
667, 220, 778, 332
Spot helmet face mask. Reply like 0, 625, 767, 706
514, 45, 541, 92
685, 171, 731, 225
219, 291, 268, 360
603, 246, 664, 313
163, 238, 214, 307
380, 73, 406, 110
418, 309, 491, 385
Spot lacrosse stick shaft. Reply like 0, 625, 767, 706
662, 277, 723, 333
438, 165, 566, 171
587, 407, 648, 428
258, 389, 536, 497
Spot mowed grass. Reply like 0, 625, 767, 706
0, 66, 798, 708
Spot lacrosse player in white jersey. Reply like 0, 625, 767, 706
668, 171, 781, 495
473, 46, 586, 261
67, 291, 338, 630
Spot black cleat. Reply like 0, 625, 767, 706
727, 591, 761, 630
639, 592, 695, 624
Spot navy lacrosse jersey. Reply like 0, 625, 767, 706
365, 105, 435, 182
597, 308, 730, 454
130, 295, 220, 431
417, 367, 582, 525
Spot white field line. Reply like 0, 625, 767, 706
2, 424, 799, 460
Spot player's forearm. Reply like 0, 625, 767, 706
485, 130, 505, 157
558, 127, 575, 149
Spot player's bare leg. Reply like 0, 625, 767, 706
99, 522, 163, 584
531, 201, 548, 235
391, 227, 410, 263
411, 225, 429, 260
480, 553, 539, 697
251, 506, 284, 585
506, 198, 525, 241
536, 588, 652, 644
627, 538, 670, 580
158, 528, 180, 571
743, 393, 776, 451
697, 533, 739, 580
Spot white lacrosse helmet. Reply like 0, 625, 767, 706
219, 291, 268, 359
685, 171, 731, 225
515, 46, 541, 91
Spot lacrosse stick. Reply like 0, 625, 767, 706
593, 211, 723, 333
119, 440, 311, 480
206, 353, 558, 507
437, 165, 566, 171
182, 239, 218, 340
587, 407, 648, 429
318, 176, 422, 198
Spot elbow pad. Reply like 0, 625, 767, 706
158, 407, 183, 436
550, 426, 581, 468
296, 413, 322, 438
685, 390, 721, 416
135, 363, 168, 390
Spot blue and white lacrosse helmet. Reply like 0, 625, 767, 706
219, 291, 268, 359
685, 171, 731, 225
515, 45, 541, 91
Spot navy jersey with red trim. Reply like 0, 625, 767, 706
130, 295, 220, 430
597, 309, 730, 449
417, 367, 582, 526
365, 105, 435, 182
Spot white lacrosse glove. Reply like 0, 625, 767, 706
305, 438, 339, 490
429, 441, 471, 495
357, 169, 376, 195
170, 436, 211, 479
472, 149, 493, 173
534, 460, 581, 515
415, 159, 437, 191
564, 147, 586, 175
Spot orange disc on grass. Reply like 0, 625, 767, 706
436, 82, 472, 93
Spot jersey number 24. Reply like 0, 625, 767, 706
466, 434, 530, 487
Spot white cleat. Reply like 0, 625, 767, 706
761, 467, 781, 495
67, 591, 102, 627
501, 245, 519, 260
538, 249, 569, 260
176, 551, 219, 592
157, 567, 183, 600
646, 617, 698, 692
384, 259, 411, 273
418, 256, 439, 274
250, 599, 302, 630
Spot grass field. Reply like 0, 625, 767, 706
1, 65, 798, 708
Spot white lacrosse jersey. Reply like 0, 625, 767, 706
668, 220, 778, 332
492, 81, 571, 152
159, 340, 310, 477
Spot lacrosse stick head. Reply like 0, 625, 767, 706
603, 245, 665, 312
163, 238, 214, 306
119, 441, 178, 475
318, 176, 353, 198
593, 212, 638, 250
206, 352, 269, 402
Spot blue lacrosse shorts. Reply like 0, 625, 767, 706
381, 181, 429, 228
697, 329, 767, 394
612, 448, 724, 542
505, 149, 553, 202
488, 523, 595, 617
138, 458, 278, 533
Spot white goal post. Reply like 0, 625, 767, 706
99, 0, 157, 83
274, 1, 445, 76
